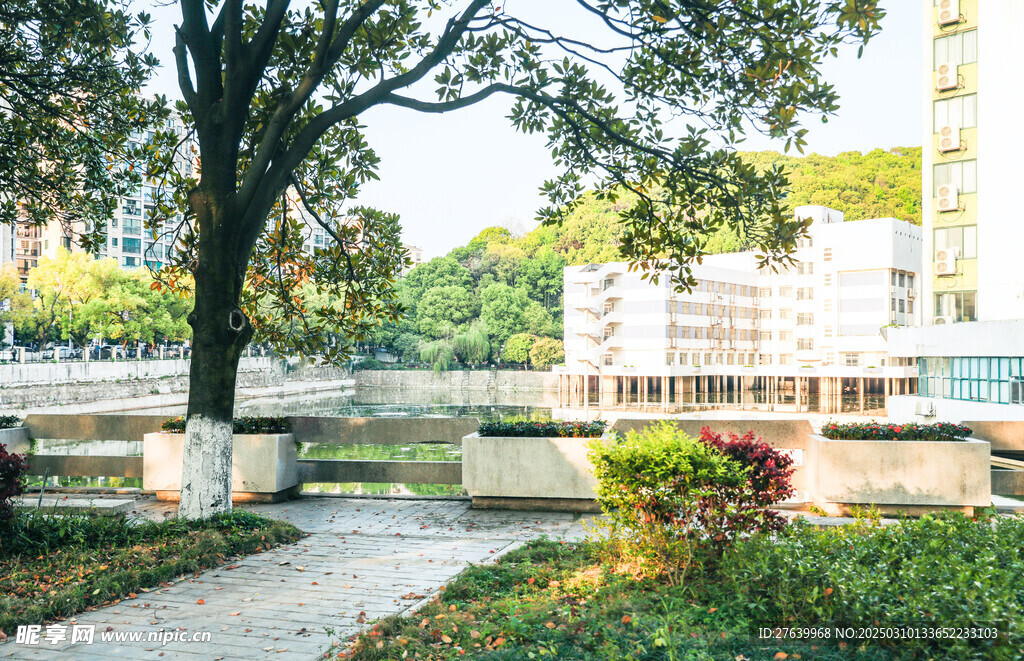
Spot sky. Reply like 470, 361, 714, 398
142, 2, 923, 260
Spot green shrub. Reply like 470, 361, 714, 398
160, 416, 292, 434
0, 416, 22, 430
476, 420, 606, 438
0, 443, 28, 527
820, 420, 972, 441
717, 513, 1024, 658
587, 421, 747, 585
352, 357, 389, 371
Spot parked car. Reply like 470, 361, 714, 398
42, 346, 79, 360
91, 345, 126, 360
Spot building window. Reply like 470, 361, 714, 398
934, 94, 977, 131
908, 274, 915, 288
891, 297, 897, 312
779, 354, 793, 365
123, 256, 138, 267
934, 226, 977, 259
779, 308, 792, 320
843, 353, 860, 367
899, 299, 905, 313
779, 331, 793, 342
797, 262, 813, 275
824, 325, 833, 338
920, 357, 1024, 406
601, 353, 613, 366
797, 313, 814, 326
602, 278, 615, 290
666, 352, 675, 366
933, 29, 978, 69
778, 286, 792, 297
123, 238, 141, 254
898, 272, 906, 287
112, 237, 118, 247
823, 248, 832, 262
759, 309, 772, 320
797, 236, 813, 248
679, 353, 688, 365
797, 339, 813, 351
933, 160, 977, 195
934, 291, 977, 322
796, 287, 813, 300
760, 354, 773, 366
759, 331, 772, 342
758, 287, 771, 298
823, 273, 832, 286
908, 300, 914, 314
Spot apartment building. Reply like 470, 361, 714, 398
886, 0, 1024, 421
560, 206, 922, 415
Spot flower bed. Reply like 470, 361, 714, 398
476, 420, 606, 438
463, 421, 609, 511
819, 420, 971, 442
160, 415, 291, 435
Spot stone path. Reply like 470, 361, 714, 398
2, 497, 592, 660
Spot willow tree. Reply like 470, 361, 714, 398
162, 0, 882, 518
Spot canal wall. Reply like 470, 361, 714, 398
352, 369, 558, 391
0, 359, 350, 409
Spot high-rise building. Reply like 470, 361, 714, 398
560, 206, 921, 415
886, 0, 1024, 421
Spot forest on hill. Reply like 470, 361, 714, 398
365, 146, 921, 368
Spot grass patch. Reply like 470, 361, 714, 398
0, 509, 302, 633
343, 515, 1024, 660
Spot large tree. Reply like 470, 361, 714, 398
162, 0, 881, 518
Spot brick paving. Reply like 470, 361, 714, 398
1, 497, 591, 661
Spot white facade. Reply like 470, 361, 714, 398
564, 206, 922, 377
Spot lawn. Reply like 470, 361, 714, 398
0, 509, 302, 633
342, 513, 1024, 661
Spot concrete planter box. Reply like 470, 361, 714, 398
143, 432, 298, 503
462, 432, 607, 512
807, 433, 991, 515
0, 426, 31, 455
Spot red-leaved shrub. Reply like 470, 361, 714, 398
697, 427, 796, 546
0, 442, 29, 525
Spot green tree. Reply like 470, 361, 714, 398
420, 339, 455, 374
416, 285, 480, 339
529, 337, 564, 370
402, 257, 475, 314
480, 283, 529, 345
521, 301, 556, 338
158, 0, 881, 517
502, 333, 538, 367
452, 323, 490, 366
392, 332, 423, 363
519, 249, 567, 309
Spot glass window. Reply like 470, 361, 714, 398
934, 30, 978, 68
934, 226, 977, 258
934, 94, 978, 130
934, 160, 977, 195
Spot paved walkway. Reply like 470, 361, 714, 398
2, 496, 592, 661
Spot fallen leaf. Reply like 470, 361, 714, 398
229, 612, 241, 617
708, 607, 717, 613
441, 635, 452, 644
196, 599, 205, 605
469, 630, 481, 639
622, 615, 632, 625
545, 622, 556, 629
824, 587, 833, 596
527, 578, 535, 585
774, 653, 788, 660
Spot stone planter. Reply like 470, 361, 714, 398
806, 434, 991, 516
0, 426, 31, 455
143, 432, 298, 503
462, 432, 608, 512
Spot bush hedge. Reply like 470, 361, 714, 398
820, 421, 972, 442
0, 443, 28, 526
160, 415, 292, 435
476, 420, 607, 438
0, 415, 23, 430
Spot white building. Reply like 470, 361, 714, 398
560, 206, 922, 414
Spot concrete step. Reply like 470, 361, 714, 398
13, 496, 135, 515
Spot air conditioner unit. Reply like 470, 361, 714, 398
933, 315, 955, 325
938, 125, 961, 153
935, 247, 959, 275
936, 184, 959, 212
907, 289, 918, 299
915, 399, 936, 416
890, 285, 897, 295
936, 62, 959, 92
937, 0, 960, 26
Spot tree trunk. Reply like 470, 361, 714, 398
178, 199, 253, 519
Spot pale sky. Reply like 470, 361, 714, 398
141, 2, 923, 259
